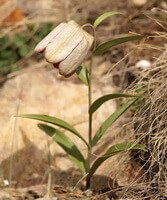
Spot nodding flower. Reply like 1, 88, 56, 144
35, 20, 94, 77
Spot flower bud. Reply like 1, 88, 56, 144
35, 20, 94, 77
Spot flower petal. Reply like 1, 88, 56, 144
34, 22, 67, 53
59, 37, 90, 76
59, 27, 94, 76
45, 22, 83, 63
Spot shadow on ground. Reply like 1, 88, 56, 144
0, 129, 116, 191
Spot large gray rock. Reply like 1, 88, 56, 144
0, 67, 118, 187
0, 190, 15, 200
0, 67, 140, 189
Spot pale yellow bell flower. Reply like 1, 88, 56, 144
35, 20, 94, 77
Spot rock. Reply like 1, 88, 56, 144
0, 0, 17, 23
37, 198, 58, 200
3, 8, 25, 24
0, 65, 142, 189
136, 60, 151, 69
0, 67, 117, 188
132, 0, 147, 7
161, 0, 167, 10
17, 0, 48, 14
0, 190, 15, 200
82, 189, 93, 197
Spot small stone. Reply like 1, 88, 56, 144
0, 191, 15, 200
133, 0, 147, 7
3, 180, 9, 186
136, 60, 151, 69
82, 189, 93, 197
161, 0, 167, 10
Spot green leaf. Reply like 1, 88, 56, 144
94, 11, 124, 28
89, 93, 137, 115
12, 33, 28, 47
93, 35, 146, 55
0, 50, 14, 59
87, 142, 146, 179
76, 65, 89, 86
38, 124, 87, 173
19, 114, 89, 147
11, 65, 20, 72
36, 23, 54, 40
27, 23, 36, 31
91, 98, 139, 147
18, 44, 30, 57
0, 37, 11, 50
0, 50, 18, 66
0, 38, 8, 46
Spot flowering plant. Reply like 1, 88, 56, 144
19, 11, 146, 190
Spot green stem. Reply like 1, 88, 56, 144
82, 23, 96, 189
86, 56, 93, 189
46, 168, 52, 199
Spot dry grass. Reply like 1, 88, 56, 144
119, 45, 167, 200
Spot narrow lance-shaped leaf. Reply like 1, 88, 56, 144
38, 124, 87, 173
19, 114, 89, 147
94, 11, 124, 28
87, 142, 146, 179
93, 35, 146, 55
89, 93, 137, 115
91, 98, 139, 147
76, 65, 89, 86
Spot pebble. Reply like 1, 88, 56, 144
136, 60, 151, 69
132, 0, 147, 7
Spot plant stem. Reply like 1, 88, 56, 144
46, 168, 52, 200
86, 56, 93, 189
82, 23, 96, 189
